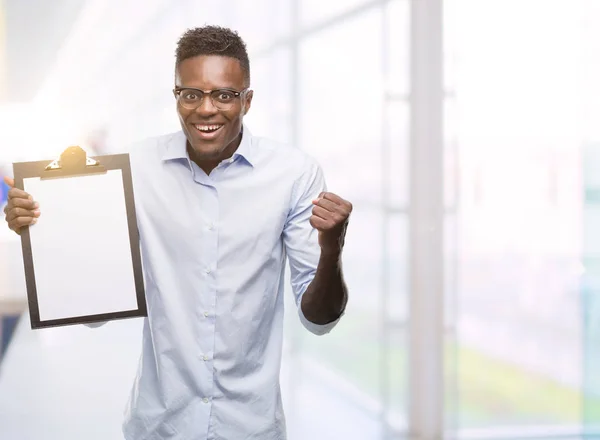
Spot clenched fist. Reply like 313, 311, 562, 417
310, 192, 352, 256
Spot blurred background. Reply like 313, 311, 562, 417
0, 0, 600, 439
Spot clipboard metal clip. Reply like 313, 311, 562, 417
42, 146, 106, 179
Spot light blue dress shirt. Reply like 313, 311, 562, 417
121, 126, 340, 440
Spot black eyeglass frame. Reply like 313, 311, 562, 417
173, 86, 250, 109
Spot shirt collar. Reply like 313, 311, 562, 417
161, 125, 255, 167
233, 125, 255, 166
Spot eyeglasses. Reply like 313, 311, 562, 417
173, 86, 249, 111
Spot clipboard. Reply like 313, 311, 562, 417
12, 146, 147, 329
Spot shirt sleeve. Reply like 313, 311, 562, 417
84, 321, 108, 328
283, 157, 341, 336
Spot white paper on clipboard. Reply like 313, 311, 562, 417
13, 149, 146, 329
24, 171, 138, 321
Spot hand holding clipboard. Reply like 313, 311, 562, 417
3, 146, 147, 329
3, 177, 40, 232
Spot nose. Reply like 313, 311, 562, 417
195, 95, 218, 116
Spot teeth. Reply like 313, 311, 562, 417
195, 124, 222, 132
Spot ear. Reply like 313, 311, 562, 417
242, 90, 254, 115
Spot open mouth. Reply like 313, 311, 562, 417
193, 124, 224, 137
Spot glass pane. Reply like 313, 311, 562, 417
299, 0, 374, 27
443, 0, 458, 92
444, 214, 458, 328
445, 214, 460, 433
245, 49, 291, 143
387, 214, 408, 323
444, 98, 458, 210
581, 14, 600, 431
385, 0, 410, 96
179, 1, 230, 30
385, 215, 409, 426
445, 328, 460, 435
386, 101, 409, 209
447, 0, 586, 434
298, 7, 383, 204
582, 143, 600, 431
384, 327, 408, 434
219, 0, 292, 52
581, 0, 600, 144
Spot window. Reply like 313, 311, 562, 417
446, 0, 588, 434
291, 5, 409, 437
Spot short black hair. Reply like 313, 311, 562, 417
175, 25, 250, 85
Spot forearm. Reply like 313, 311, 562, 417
301, 251, 348, 325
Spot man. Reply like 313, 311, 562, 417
3, 26, 350, 439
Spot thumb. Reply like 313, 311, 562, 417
3, 176, 14, 188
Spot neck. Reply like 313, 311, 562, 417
187, 131, 243, 175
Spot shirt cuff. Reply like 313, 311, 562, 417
297, 302, 343, 336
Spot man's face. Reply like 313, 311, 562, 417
175, 55, 252, 161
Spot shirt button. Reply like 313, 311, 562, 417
205, 267, 212, 275
203, 397, 209, 403
204, 311, 209, 317
203, 355, 209, 361
207, 222, 214, 231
